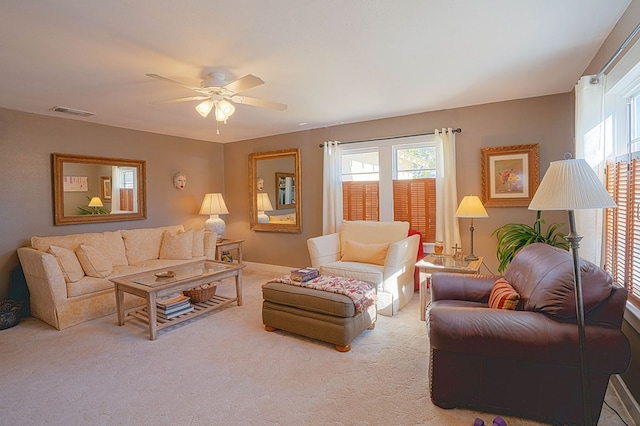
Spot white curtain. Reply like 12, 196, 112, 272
575, 75, 609, 264
435, 128, 461, 253
322, 141, 343, 234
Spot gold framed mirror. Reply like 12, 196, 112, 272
53, 153, 147, 225
249, 148, 301, 233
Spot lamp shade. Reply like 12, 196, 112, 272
529, 159, 616, 210
88, 197, 103, 207
257, 193, 274, 212
455, 195, 488, 218
195, 99, 214, 118
199, 193, 229, 215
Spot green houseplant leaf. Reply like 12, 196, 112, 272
492, 211, 570, 274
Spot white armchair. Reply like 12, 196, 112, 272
307, 221, 420, 316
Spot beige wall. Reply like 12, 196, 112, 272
0, 108, 224, 298
224, 93, 573, 274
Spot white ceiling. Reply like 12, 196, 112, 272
0, 1, 631, 143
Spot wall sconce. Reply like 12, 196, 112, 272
199, 193, 229, 239
256, 193, 274, 223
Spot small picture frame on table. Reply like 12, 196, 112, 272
480, 144, 539, 207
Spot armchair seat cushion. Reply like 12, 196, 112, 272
319, 262, 383, 285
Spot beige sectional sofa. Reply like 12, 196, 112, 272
17, 225, 216, 330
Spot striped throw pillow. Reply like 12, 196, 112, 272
489, 278, 520, 310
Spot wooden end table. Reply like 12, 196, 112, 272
215, 239, 244, 264
415, 254, 483, 321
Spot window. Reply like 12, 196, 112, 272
603, 88, 640, 308
341, 136, 436, 241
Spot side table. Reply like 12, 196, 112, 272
415, 254, 483, 321
215, 239, 244, 264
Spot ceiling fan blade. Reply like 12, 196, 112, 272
224, 74, 264, 93
231, 95, 287, 111
146, 73, 200, 91
151, 96, 209, 104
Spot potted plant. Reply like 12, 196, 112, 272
492, 211, 569, 273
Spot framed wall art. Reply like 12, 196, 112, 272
100, 176, 112, 201
480, 144, 539, 207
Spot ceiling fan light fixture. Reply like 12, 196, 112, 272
195, 99, 214, 117
218, 99, 235, 116
214, 105, 229, 122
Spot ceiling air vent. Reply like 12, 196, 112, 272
50, 106, 94, 117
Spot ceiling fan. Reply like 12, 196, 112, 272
146, 71, 287, 122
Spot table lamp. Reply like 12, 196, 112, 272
455, 195, 488, 261
528, 156, 616, 426
88, 197, 104, 214
256, 193, 274, 223
199, 193, 229, 239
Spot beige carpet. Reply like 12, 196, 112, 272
0, 264, 634, 425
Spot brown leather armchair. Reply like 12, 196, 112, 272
427, 243, 630, 425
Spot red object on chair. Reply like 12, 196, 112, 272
408, 229, 424, 291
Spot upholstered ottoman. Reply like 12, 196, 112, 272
261, 276, 377, 352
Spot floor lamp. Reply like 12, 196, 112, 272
528, 157, 617, 425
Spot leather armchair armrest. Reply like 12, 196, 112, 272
430, 272, 497, 303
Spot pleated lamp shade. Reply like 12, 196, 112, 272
199, 193, 229, 236
529, 159, 616, 210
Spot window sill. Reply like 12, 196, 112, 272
625, 302, 640, 333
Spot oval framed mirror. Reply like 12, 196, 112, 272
53, 153, 147, 225
249, 148, 301, 233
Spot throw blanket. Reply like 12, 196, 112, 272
270, 275, 377, 314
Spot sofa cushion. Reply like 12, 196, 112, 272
191, 228, 205, 257
102, 230, 128, 266
488, 278, 520, 310
121, 225, 184, 264
66, 275, 114, 298
32, 232, 105, 253
505, 243, 615, 319
48, 245, 85, 283
160, 230, 193, 260
76, 244, 113, 278
340, 220, 409, 257
341, 240, 389, 265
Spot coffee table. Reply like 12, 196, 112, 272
415, 254, 483, 321
110, 260, 244, 340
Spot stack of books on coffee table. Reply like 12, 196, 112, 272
156, 293, 193, 319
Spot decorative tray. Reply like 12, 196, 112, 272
155, 271, 176, 278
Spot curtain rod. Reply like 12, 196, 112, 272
318, 127, 462, 148
591, 22, 640, 84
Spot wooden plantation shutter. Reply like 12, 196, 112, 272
605, 158, 640, 307
342, 181, 379, 221
632, 158, 640, 302
393, 178, 436, 242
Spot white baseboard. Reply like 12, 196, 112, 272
243, 261, 296, 274
611, 374, 640, 425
